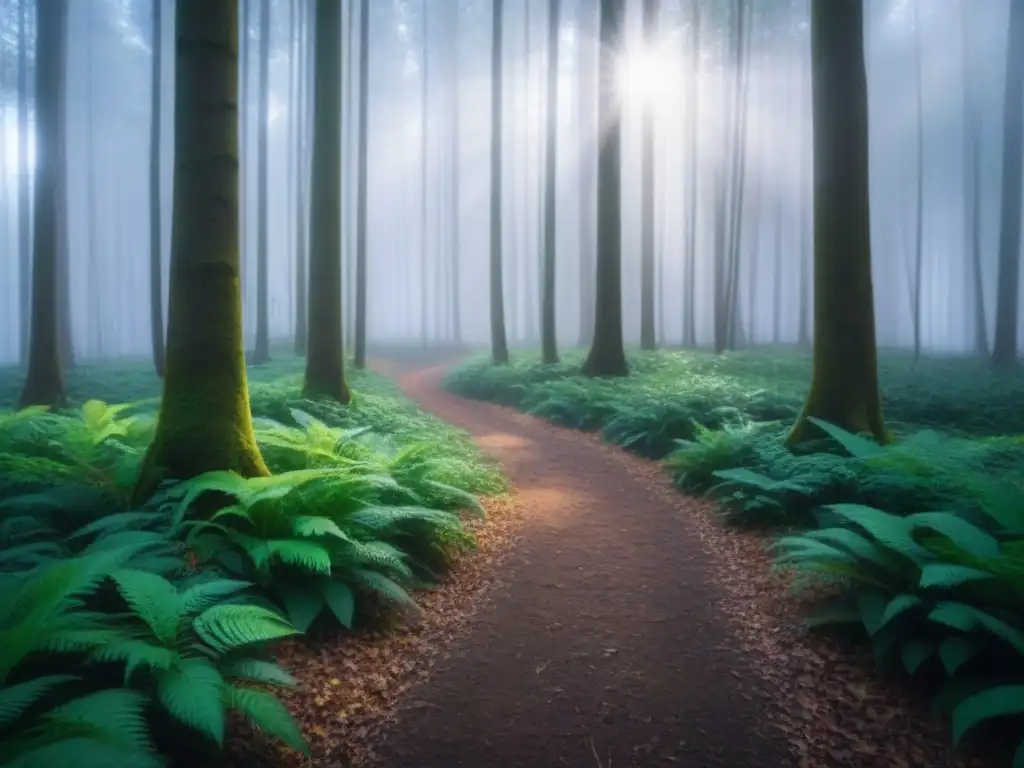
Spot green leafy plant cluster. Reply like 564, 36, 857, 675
445, 349, 1024, 455
0, 358, 505, 766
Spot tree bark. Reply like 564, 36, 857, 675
294, 0, 309, 355
251, 0, 271, 363
639, 0, 658, 351
17, 0, 31, 364
581, 0, 628, 377
134, 0, 270, 503
991, 0, 1024, 368
787, 0, 886, 444
682, 0, 700, 347
354, 0, 370, 368
541, 0, 560, 364
304, 0, 351, 401
150, 0, 166, 376
489, 0, 510, 364
577, 0, 596, 348
19, 0, 67, 409
450, 0, 463, 344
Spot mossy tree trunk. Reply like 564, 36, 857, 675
787, 0, 886, 445
540, 0, 560, 365
581, 0, 628, 378
134, 0, 270, 504
639, 0, 657, 352
303, 0, 351, 403
489, 0, 510, 365
991, 0, 1024, 369
20, 0, 67, 410
150, 0, 166, 378
251, 0, 271, 365
353, 0, 369, 369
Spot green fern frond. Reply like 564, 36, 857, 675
192, 604, 298, 655
110, 569, 183, 648
0, 674, 78, 729
155, 658, 225, 745
222, 684, 309, 756
219, 659, 297, 688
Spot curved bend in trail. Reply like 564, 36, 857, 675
377, 365, 794, 768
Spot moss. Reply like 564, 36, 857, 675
134, 263, 268, 505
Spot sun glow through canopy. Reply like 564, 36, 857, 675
616, 42, 680, 109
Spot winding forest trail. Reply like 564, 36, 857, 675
373, 364, 795, 768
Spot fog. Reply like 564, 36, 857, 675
0, 0, 1020, 364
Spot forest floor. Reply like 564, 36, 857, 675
254, 361, 981, 768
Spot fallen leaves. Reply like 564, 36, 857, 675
221, 494, 525, 768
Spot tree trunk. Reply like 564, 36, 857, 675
489, 0, 510, 364
420, 0, 430, 348
450, 0, 463, 344
17, 0, 31, 364
577, 0, 596, 347
582, 0, 628, 377
150, 0, 166, 376
797, 51, 811, 348
133, 0, 270, 504
294, 0, 309, 355
20, 0, 67, 408
541, 0, 560, 364
251, 0, 271, 363
959, 0, 987, 356
787, 0, 886, 444
911, 0, 924, 367
639, 0, 658, 351
304, 0, 351, 401
240, 0, 251, 342
354, 0, 370, 369
682, 0, 700, 347
991, 0, 1024, 368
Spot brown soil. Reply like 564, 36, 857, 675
371, 365, 796, 768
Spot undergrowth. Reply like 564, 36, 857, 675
445, 346, 1024, 761
0, 356, 504, 766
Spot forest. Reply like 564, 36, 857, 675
0, 0, 1023, 766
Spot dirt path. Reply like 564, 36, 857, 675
373, 365, 794, 768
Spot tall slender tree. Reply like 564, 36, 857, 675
682, 0, 700, 347
17, 0, 30, 363
150, 0, 166, 376
354, 0, 370, 369
420, 0, 430, 348
294, 0, 309, 355
540, 0, 561, 364
251, 0, 272, 363
787, 0, 886, 444
489, 0, 510, 364
910, 0, 924, 367
20, 0, 67, 408
134, 0, 270, 503
581, 0, 628, 377
449, 0, 463, 344
304, 0, 351, 402
959, 0, 987, 356
576, 0, 596, 347
639, 0, 658, 351
991, 0, 1024, 368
